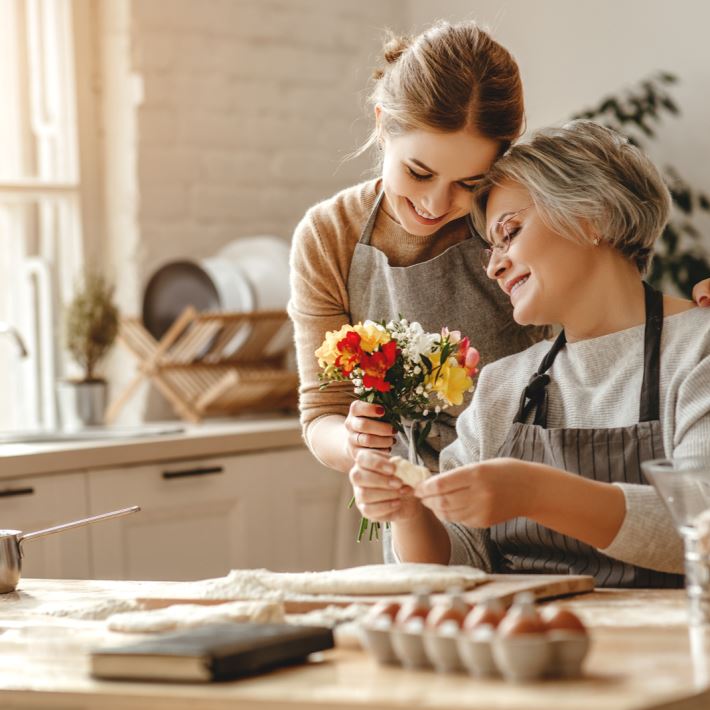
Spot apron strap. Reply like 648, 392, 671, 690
513, 329, 566, 426
514, 281, 664, 427
639, 281, 664, 422
358, 190, 386, 246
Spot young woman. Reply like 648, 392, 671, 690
350, 121, 710, 586
289, 21, 710, 548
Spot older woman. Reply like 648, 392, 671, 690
351, 121, 710, 586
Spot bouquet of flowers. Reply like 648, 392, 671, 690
315, 317, 480, 541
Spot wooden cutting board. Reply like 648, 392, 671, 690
137, 573, 595, 613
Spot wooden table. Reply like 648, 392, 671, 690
0, 579, 708, 710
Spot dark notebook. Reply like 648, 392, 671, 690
90, 622, 335, 682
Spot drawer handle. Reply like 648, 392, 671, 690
0, 487, 35, 498
162, 466, 224, 480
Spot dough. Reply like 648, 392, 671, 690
215, 563, 486, 597
106, 600, 285, 634
390, 456, 431, 487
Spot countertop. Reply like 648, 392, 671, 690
0, 579, 708, 710
0, 416, 305, 479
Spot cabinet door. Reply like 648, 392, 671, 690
87, 448, 344, 580
0, 473, 91, 579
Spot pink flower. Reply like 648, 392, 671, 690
456, 337, 480, 377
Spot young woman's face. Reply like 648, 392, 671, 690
484, 181, 596, 326
380, 127, 500, 236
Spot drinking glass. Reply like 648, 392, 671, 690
642, 457, 710, 625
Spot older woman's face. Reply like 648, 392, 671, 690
484, 181, 596, 326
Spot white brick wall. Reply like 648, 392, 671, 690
101, 0, 404, 422
132, 0, 402, 271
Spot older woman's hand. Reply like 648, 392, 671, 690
343, 400, 397, 460
349, 450, 424, 523
692, 278, 710, 308
414, 458, 531, 528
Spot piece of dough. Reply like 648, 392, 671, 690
390, 456, 431, 487
237, 563, 485, 596
106, 600, 285, 634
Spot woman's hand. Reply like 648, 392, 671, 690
692, 278, 710, 308
343, 400, 397, 461
414, 458, 531, 528
349, 450, 424, 523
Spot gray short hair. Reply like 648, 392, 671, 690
471, 120, 671, 273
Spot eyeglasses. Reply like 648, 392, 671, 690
480, 204, 533, 270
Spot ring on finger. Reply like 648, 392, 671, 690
356, 432, 364, 446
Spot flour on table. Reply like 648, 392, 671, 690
285, 603, 371, 628
106, 600, 285, 634
35, 598, 143, 621
175, 563, 486, 600
390, 456, 431, 487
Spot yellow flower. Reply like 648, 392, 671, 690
425, 353, 473, 406
315, 324, 355, 367
354, 322, 390, 353
315, 322, 391, 367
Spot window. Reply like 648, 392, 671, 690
0, 0, 86, 430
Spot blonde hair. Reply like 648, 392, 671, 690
470, 121, 671, 273
360, 21, 524, 157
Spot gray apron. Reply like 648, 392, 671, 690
347, 190, 541, 469
490, 282, 684, 588
343, 189, 541, 565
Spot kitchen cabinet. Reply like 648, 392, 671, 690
87, 447, 345, 580
0, 472, 91, 579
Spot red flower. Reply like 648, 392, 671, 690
360, 340, 398, 392
335, 331, 363, 375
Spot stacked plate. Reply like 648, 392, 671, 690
142, 236, 292, 357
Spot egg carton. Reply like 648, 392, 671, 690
359, 614, 590, 682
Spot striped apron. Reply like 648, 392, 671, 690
490, 282, 684, 588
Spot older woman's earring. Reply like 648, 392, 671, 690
593, 237, 600, 246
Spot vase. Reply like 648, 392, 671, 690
56, 380, 107, 430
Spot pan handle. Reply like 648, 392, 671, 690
18, 505, 141, 544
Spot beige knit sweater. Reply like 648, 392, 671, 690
288, 178, 484, 434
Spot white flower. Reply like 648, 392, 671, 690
423, 409, 429, 416
415, 385, 424, 394
435, 406, 441, 414
405, 321, 439, 361
413, 365, 421, 375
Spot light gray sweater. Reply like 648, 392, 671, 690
440, 306, 710, 576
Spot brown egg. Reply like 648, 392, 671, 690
541, 606, 587, 634
426, 597, 471, 629
498, 597, 545, 637
395, 592, 431, 627
366, 600, 401, 624
463, 598, 506, 632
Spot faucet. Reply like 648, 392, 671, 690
0, 323, 28, 357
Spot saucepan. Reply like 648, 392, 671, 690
0, 505, 140, 593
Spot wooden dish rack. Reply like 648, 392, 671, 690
105, 307, 298, 423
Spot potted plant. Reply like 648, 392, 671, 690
57, 272, 119, 430
572, 72, 710, 296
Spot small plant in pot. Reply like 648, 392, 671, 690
57, 272, 119, 430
